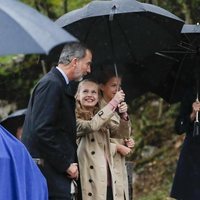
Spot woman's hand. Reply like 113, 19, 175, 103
118, 102, 128, 113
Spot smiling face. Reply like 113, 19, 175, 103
77, 81, 99, 111
100, 76, 122, 102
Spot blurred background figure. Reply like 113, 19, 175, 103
171, 87, 200, 200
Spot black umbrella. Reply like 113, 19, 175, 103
120, 24, 200, 105
121, 53, 176, 102
0, 0, 77, 56
55, 0, 183, 67
0, 109, 27, 137
149, 24, 200, 104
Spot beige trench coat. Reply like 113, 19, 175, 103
110, 138, 130, 200
101, 99, 131, 200
77, 104, 130, 200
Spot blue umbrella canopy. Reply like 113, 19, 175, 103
0, 125, 48, 199
0, 0, 77, 56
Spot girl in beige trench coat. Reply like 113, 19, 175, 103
99, 68, 135, 200
75, 79, 130, 200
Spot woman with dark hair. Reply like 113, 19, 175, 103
99, 67, 134, 200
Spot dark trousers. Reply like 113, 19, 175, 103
107, 186, 113, 200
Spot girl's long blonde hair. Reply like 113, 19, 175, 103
75, 79, 101, 120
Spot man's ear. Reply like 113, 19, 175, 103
71, 57, 78, 67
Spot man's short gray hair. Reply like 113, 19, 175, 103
58, 42, 88, 65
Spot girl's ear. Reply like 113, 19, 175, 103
75, 93, 79, 100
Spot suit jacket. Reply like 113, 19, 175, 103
22, 67, 77, 199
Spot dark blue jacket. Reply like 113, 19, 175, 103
22, 67, 77, 199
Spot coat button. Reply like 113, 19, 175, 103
88, 192, 92, 196
91, 138, 95, 142
89, 179, 93, 183
98, 111, 103, 116
90, 165, 94, 169
91, 151, 95, 155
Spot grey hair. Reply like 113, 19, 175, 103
58, 42, 88, 65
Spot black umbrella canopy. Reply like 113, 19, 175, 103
150, 24, 200, 104
0, 109, 27, 136
121, 24, 200, 104
56, 0, 184, 66
0, 0, 77, 56
121, 54, 176, 103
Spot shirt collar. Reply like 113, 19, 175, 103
56, 66, 69, 85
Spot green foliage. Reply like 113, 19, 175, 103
68, 0, 91, 11
21, 0, 92, 19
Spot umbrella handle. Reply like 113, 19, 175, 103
195, 95, 199, 122
196, 111, 199, 122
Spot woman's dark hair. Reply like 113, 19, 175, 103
97, 64, 123, 84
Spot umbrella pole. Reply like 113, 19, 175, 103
108, 7, 120, 91
193, 55, 200, 137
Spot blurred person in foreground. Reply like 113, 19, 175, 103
22, 42, 92, 200
0, 124, 48, 200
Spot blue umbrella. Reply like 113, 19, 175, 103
0, 125, 48, 199
0, 0, 77, 56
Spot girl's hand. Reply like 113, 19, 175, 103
116, 144, 131, 156
118, 102, 128, 113
124, 138, 135, 148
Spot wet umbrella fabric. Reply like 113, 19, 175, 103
0, 109, 27, 136
151, 24, 200, 104
56, 0, 184, 66
0, 125, 48, 200
121, 24, 200, 104
0, 0, 77, 56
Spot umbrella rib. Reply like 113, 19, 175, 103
155, 52, 179, 62
178, 41, 196, 52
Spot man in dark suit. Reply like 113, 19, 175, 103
22, 42, 92, 200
